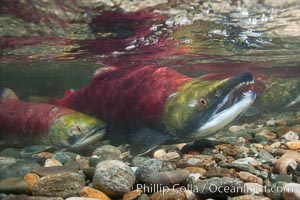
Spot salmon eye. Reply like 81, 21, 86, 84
199, 98, 208, 107
72, 126, 82, 133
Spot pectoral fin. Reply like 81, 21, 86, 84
129, 128, 173, 156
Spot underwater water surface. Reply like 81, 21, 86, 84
1, 1, 300, 199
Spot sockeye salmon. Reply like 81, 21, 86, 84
0, 88, 106, 149
53, 66, 256, 155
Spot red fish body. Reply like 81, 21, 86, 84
53, 66, 193, 126
0, 90, 106, 149
53, 65, 256, 155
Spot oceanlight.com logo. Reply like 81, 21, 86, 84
135, 183, 294, 195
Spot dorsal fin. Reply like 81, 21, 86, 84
1, 88, 19, 100
93, 66, 117, 80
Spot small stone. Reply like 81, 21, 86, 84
146, 169, 190, 187
79, 186, 111, 200
266, 119, 276, 126
76, 157, 90, 169
66, 198, 99, 200
64, 160, 80, 170
32, 172, 85, 198
135, 158, 163, 182
32, 166, 77, 177
233, 157, 256, 165
204, 168, 237, 178
52, 152, 76, 164
244, 183, 264, 195
256, 130, 277, 141
82, 167, 95, 180
160, 152, 181, 161
37, 152, 53, 159
131, 157, 151, 168
4, 195, 63, 200
267, 181, 288, 200
23, 173, 40, 193
220, 163, 256, 174
231, 195, 271, 200
89, 155, 104, 168
0, 157, 18, 169
273, 151, 300, 174
273, 174, 293, 183
238, 171, 263, 185
0, 178, 29, 194
138, 194, 150, 200
281, 131, 299, 141
150, 189, 187, 200
0, 160, 40, 180
270, 141, 281, 148
282, 183, 300, 200
229, 125, 246, 133
93, 160, 135, 197
258, 149, 275, 161
249, 160, 262, 167
123, 189, 143, 200
191, 177, 244, 196
153, 149, 167, 158
44, 159, 63, 167
92, 145, 121, 160
0, 148, 22, 159
285, 140, 300, 150
184, 167, 206, 175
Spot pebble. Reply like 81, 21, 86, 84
258, 150, 275, 161
89, 155, 104, 168
266, 181, 288, 200
32, 166, 78, 176
4, 195, 63, 200
123, 189, 143, 200
138, 194, 150, 200
82, 167, 95, 180
131, 156, 151, 167
0, 148, 22, 159
64, 160, 80, 170
204, 168, 237, 178
153, 149, 167, 158
79, 186, 111, 200
92, 145, 121, 160
231, 195, 271, 200
281, 131, 299, 141
146, 169, 190, 187
0, 160, 40, 180
233, 157, 256, 165
65, 198, 99, 200
184, 167, 206, 175
285, 140, 300, 150
135, 158, 163, 182
282, 183, 300, 200
0, 178, 29, 194
255, 130, 277, 141
244, 183, 264, 195
93, 160, 135, 197
273, 151, 300, 174
220, 163, 256, 174
238, 171, 263, 185
44, 159, 63, 167
37, 152, 53, 159
160, 152, 181, 161
32, 172, 85, 198
229, 125, 246, 133
0, 157, 18, 169
52, 152, 77, 164
23, 173, 40, 193
191, 177, 244, 197
150, 189, 187, 200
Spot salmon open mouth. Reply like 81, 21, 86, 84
70, 127, 106, 149
195, 73, 256, 137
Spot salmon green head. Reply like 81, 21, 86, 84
164, 73, 256, 140
48, 112, 106, 149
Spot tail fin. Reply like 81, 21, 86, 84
51, 89, 74, 106
1, 88, 19, 100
